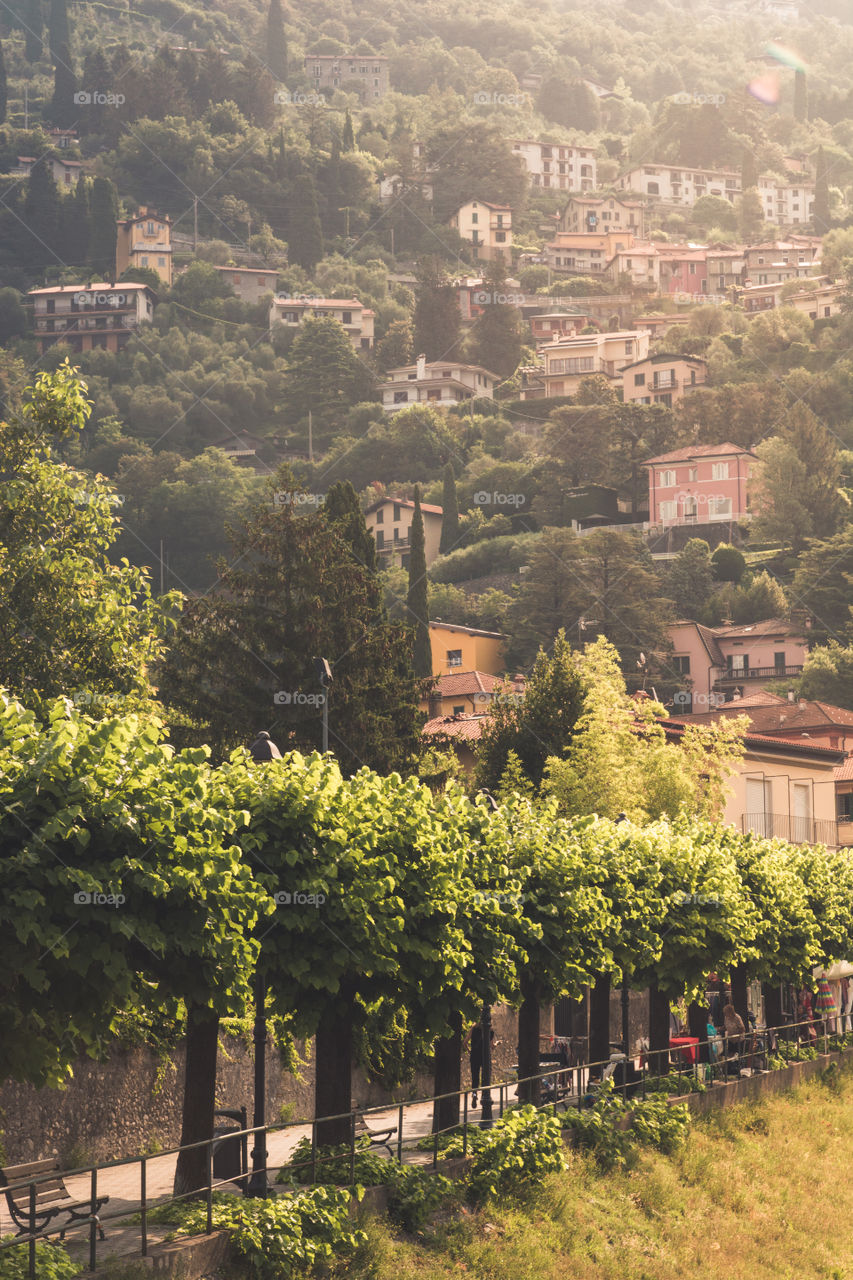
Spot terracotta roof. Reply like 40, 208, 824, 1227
834, 757, 853, 781
434, 671, 514, 697
423, 714, 487, 742
365, 497, 443, 517
666, 719, 845, 761
711, 618, 805, 640
644, 442, 755, 465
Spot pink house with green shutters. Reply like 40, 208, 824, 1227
644, 442, 756, 528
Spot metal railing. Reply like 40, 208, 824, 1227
2, 1015, 851, 1278
714, 664, 804, 684
741, 813, 839, 847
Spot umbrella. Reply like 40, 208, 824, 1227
816, 975, 838, 1018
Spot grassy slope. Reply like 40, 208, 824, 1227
355, 1068, 853, 1280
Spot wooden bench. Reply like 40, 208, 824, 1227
353, 1116, 398, 1156
0, 1159, 109, 1240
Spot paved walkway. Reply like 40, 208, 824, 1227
1, 1088, 525, 1266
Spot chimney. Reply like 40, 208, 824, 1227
416, 352, 427, 380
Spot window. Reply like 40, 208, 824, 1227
774, 651, 786, 671
746, 777, 772, 835
624, 341, 633, 355
495, 231, 506, 243
682, 496, 697, 521
141, 256, 148, 266
839, 794, 853, 821
709, 497, 732, 519
447, 650, 463, 668
393, 391, 408, 404
711, 461, 730, 480
393, 504, 401, 521
549, 357, 594, 375
375, 508, 384, 524
792, 783, 812, 843
341, 311, 352, 324
689, 262, 696, 274
147, 222, 155, 234
471, 212, 478, 224
634, 373, 646, 386
647, 182, 659, 195
376, 530, 384, 547
687, 466, 697, 481
658, 469, 676, 487
673, 655, 691, 675
158, 257, 166, 267
452, 705, 465, 715
660, 500, 677, 522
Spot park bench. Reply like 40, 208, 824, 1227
353, 1115, 398, 1155
0, 1159, 109, 1240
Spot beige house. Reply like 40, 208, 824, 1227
379, 354, 498, 413
428, 622, 505, 677
116, 208, 173, 286
510, 141, 596, 191
739, 279, 840, 318
303, 53, 390, 100
421, 670, 524, 718
536, 329, 650, 397
12, 155, 82, 186
29, 281, 156, 354
269, 296, 374, 350
450, 200, 512, 262
364, 496, 443, 569
214, 266, 278, 302
617, 165, 814, 224
604, 243, 660, 288
622, 352, 707, 407
560, 195, 645, 236
544, 229, 638, 275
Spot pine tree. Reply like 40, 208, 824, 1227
406, 487, 432, 679
88, 176, 119, 277
287, 165, 323, 269
375, 318, 413, 373
466, 263, 524, 377
48, 0, 69, 64
439, 463, 459, 556
49, 41, 75, 127
342, 108, 354, 152
266, 0, 287, 81
25, 0, 43, 63
794, 69, 807, 122
59, 173, 90, 265
23, 157, 62, 271
413, 257, 460, 361
0, 42, 7, 125
814, 146, 831, 234
323, 480, 376, 571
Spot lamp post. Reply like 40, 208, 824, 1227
313, 657, 333, 753
476, 789, 499, 1128
247, 730, 282, 1197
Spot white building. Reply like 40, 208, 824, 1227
510, 140, 597, 192
379, 354, 499, 413
269, 295, 374, 350
617, 164, 814, 225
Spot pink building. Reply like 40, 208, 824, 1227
669, 619, 811, 712
644, 442, 755, 528
657, 247, 708, 298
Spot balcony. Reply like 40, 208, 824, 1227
742, 813, 839, 848
376, 538, 411, 553
713, 664, 803, 687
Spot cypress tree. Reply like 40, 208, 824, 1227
0, 42, 7, 125
794, 69, 807, 122
323, 480, 376, 571
48, 0, 69, 64
23, 157, 62, 271
413, 256, 461, 361
439, 462, 459, 556
266, 0, 287, 81
342, 108, 354, 152
60, 173, 90, 264
814, 145, 831, 234
406, 487, 432, 679
88, 176, 119, 276
25, 0, 43, 63
50, 41, 76, 127
287, 165, 323, 270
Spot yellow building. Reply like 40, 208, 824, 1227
115, 207, 172, 285
428, 622, 505, 678
539, 329, 649, 397
450, 200, 512, 262
364, 496, 443, 570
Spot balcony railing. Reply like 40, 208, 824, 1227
377, 538, 411, 553
742, 813, 839, 847
714, 664, 803, 685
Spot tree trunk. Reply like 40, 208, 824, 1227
589, 972, 611, 1078
648, 980, 670, 1077
517, 975, 542, 1105
315, 1003, 353, 1147
173, 1007, 220, 1196
730, 965, 749, 1028
762, 982, 783, 1033
432, 1011, 462, 1133
687, 1000, 709, 1064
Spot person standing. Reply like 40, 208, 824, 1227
464, 1021, 495, 1108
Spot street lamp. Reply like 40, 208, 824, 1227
313, 657, 333, 753
247, 730, 281, 1196
476, 789, 499, 1127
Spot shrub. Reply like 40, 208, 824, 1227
561, 1081, 690, 1168
429, 532, 539, 584
276, 1137, 390, 1187
169, 1188, 365, 1279
0, 1242, 81, 1280
466, 1104, 567, 1204
386, 1165, 455, 1233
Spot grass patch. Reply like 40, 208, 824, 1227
341, 1057, 853, 1280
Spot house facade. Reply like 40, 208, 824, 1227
537, 329, 649, 397
303, 53, 390, 99
269, 296, 374, 350
364, 496, 443, 569
379, 355, 498, 413
28, 281, 156, 354
667, 619, 811, 710
559, 195, 645, 237
116, 208, 173, 285
428, 622, 505, 677
450, 200, 512, 262
421, 670, 524, 718
12, 155, 82, 186
510, 141, 596, 191
644, 442, 755, 528
544, 229, 637, 274
739, 279, 841, 318
214, 266, 279, 302
617, 165, 814, 223
622, 353, 707, 407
